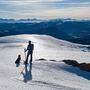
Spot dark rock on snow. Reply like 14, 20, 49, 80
63, 60, 90, 72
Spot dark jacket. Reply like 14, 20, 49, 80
27, 44, 34, 53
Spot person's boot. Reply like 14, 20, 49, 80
24, 60, 28, 64
30, 61, 32, 64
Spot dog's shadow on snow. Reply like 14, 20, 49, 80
22, 64, 32, 83
15, 63, 20, 67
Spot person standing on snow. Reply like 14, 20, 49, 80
24, 41, 34, 64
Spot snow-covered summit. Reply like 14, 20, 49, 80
0, 34, 90, 90
0, 34, 89, 62
0, 34, 88, 50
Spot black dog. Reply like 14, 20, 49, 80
15, 55, 21, 65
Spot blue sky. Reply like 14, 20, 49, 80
0, 0, 90, 19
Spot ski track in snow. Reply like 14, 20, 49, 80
0, 34, 90, 90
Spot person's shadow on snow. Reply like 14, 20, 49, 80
22, 64, 32, 83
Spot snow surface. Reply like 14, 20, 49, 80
0, 34, 90, 90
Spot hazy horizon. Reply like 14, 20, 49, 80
0, 0, 90, 19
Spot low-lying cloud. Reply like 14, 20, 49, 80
0, 0, 90, 19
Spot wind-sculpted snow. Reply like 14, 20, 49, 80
0, 34, 89, 50
0, 34, 90, 90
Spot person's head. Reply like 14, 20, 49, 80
18, 54, 21, 58
28, 41, 31, 45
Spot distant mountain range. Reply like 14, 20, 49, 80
0, 18, 90, 45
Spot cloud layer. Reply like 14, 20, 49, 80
0, 0, 90, 19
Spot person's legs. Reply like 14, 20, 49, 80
25, 52, 29, 64
30, 53, 33, 64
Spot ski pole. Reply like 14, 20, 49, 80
24, 49, 26, 60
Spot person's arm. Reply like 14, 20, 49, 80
32, 44, 34, 50
24, 45, 28, 52
33, 44, 34, 50
24, 48, 26, 52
